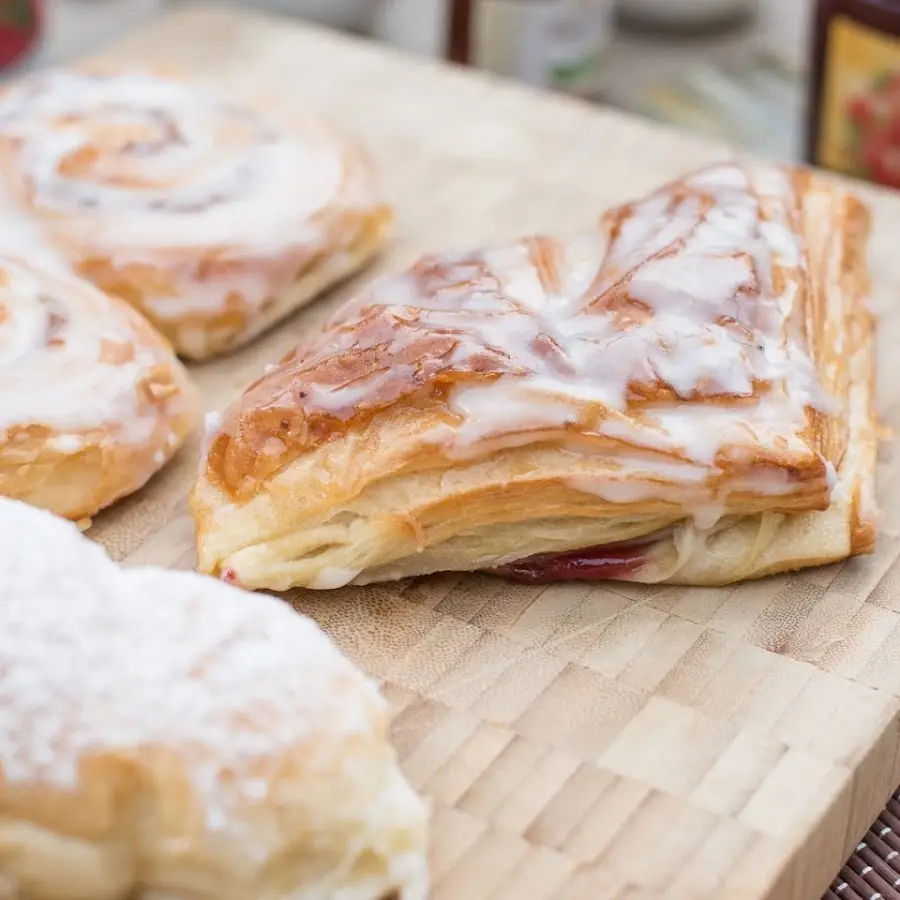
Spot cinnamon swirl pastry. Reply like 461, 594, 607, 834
0, 68, 392, 361
0, 497, 429, 900
191, 162, 878, 590
0, 256, 197, 524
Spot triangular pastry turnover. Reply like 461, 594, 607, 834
192, 163, 878, 590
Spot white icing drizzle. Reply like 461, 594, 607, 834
566, 463, 801, 531
825, 459, 846, 504
308, 566, 362, 590
0, 497, 384, 836
566, 476, 665, 505
203, 410, 223, 437
0, 69, 381, 321
198, 410, 224, 462
46, 434, 86, 454
446, 384, 579, 452
260, 163, 838, 522
0, 255, 188, 445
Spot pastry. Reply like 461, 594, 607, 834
191, 162, 878, 590
0, 497, 429, 900
0, 254, 197, 525
0, 67, 392, 361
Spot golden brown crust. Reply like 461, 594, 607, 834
193, 162, 879, 591
0, 256, 197, 523
209, 164, 845, 496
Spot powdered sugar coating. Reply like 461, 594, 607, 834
0, 498, 384, 831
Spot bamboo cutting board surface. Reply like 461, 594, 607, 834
83, 6, 900, 899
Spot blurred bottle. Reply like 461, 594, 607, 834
265, 1, 611, 97
245, 0, 370, 31
475, 0, 613, 96
808, 0, 900, 189
757, 0, 812, 76
0, 0, 41, 71
372, 0, 449, 57
372, 0, 614, 97
432, 0, 613, 96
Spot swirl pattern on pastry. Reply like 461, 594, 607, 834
0, 255, 197, 522
0, 68, 392, 359
0, 497, 429, 900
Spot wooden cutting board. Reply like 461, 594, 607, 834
84, 7, 900, 899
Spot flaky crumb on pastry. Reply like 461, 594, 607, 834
0, 497, 429, 900
192, 162, 878, 590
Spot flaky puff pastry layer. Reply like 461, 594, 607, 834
0, 256, 197, 525
0, 67, 393, 361
0, 498, 429, 900
192, 163, 878, 590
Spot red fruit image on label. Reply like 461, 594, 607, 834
845, 70, 900, 187
816, 15, 900, 189
863, 131, 900, 189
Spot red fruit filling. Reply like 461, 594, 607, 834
491, 539, 651, 584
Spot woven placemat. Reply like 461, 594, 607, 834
826, 790, 900, 900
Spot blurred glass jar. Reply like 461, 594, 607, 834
372, 0, 614, 97
248, 0, 371, 31
263, 0, 614, 97
371, 0, 449, 57
472, 0, 615, 96
757, 0, 813, 75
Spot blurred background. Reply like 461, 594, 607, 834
12, 0, 900, 189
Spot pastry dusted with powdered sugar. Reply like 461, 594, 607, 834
0, 497, 429, 900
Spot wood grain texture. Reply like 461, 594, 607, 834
85, 6, 900, 898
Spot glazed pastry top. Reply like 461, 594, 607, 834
0, 68, 387, 324
0, 255, 192, 449
208, 163, 854, 502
